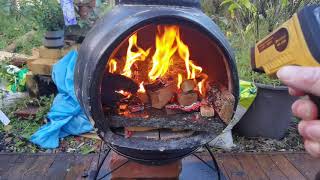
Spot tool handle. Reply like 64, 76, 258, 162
309, 94, 320, 118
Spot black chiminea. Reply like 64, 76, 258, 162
75, 0, 239, 165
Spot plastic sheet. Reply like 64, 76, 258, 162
30, 51, 93, 149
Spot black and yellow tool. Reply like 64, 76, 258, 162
251, 5, 320, 76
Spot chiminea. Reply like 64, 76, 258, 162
75, 0, 239, 165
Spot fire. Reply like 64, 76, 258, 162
115, 90, 132, 98
108, 25, 208, 96
138, 82, 146, 93
108, 59, 117, 73
177, 73, 183, 89
148, 26, 178, 81
121, 33, 150, 78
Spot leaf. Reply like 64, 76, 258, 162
228, 3, 241, 16
4, 125, 12, 132
220, 0, 234, 7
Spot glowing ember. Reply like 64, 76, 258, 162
138, 82, 146, 93
115, 90, 132, 98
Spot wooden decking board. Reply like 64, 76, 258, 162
269, 154, 306, 180
235, 154, 268, 180
46, 154, 77, 180
0, 152, 319, 180
253, 154, 288, 180
65, 154, 95, 180
285, 153, 320, 180
216, 154, 248, 180
23, 154, 56, 180
5, 155, 39, 180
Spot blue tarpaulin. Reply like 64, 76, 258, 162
30, 50, 93, 149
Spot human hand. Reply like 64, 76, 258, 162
277, 66, 320, 158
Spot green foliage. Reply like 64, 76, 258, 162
0, 8, 43, 54
202, 0, 320, 85
20, 0, 64, 31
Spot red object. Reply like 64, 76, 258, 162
165, 102, 201, 112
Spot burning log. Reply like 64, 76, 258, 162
177, 91, 198, 106
207, 83, 235, 124
148, 83, 176, 109
181, 79, 196, 93
200, 105, 215, 118
136, 92, 149, 104
101, 72, 139, 107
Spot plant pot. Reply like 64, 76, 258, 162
79, 5, 92, 19
233, 83, 298, 140
43, 30, 64, 49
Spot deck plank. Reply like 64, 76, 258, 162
215, 154, 248, 180
4, 154, 38, 179
64, 154, 95, 180
23, 154, 56, 180
46, 154, 77, 180
270, 154, 306, 180
254, 154, 288, 180
285, 153, 320, 180
235, 154, 268, 180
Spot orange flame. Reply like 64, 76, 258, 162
148, 26, 178, 81
138, 82, 146, 93
109, 25, 208, 96
108, 59, 117, 73
122, 33, 150, 78
177, 73, 183, 89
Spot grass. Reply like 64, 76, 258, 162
0, 12, 43, 55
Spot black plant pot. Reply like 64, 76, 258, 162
233, 83, 298, 140
43, 30, 64, 49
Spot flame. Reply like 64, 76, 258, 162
148, 26, 178, 81
138, 82, 146, 93
108, 59, 117, 73
109, 25, 208, 96
121, 33, 150, 78
198, 79, 206, 96
177, 73, 183, 89
115, 90, 132, 98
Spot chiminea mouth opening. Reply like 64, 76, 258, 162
96, 19, 234, 152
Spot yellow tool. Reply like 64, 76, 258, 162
251, 5, 320, 76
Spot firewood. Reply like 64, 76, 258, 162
177, 91, 198, 106
145, 78, 166, 92
207, 83, 235, 124
148, 83, 176, 109
181, 79, 196, 92
200, 105, 215, 117
137, 92, 149, 104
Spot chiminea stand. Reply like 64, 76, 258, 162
88, 143, 221, 180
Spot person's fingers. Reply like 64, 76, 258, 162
288, 87, 305, 96
298, 120, 320, 141
292, 99, 318, 120
277, 66, 320, 97
304, 140, 320, 158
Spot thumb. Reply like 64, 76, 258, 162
277, 66, 320, 97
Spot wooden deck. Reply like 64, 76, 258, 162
0, 152, 319, 180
